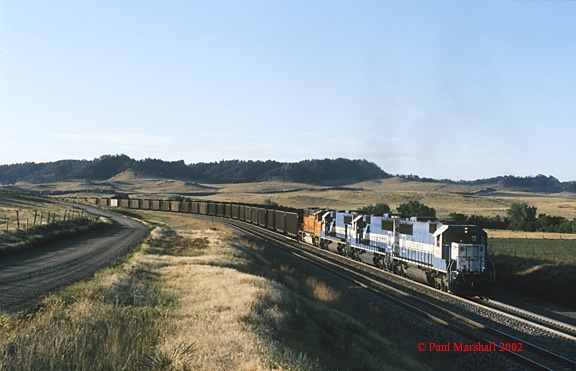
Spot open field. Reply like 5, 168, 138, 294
0, 211, 430, 370
5, 171, 576, 220
4, 174, 576, 307
488, 237, 576, 308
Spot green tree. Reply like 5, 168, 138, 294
264, 199, 281, 208
448, 212, 468, 224
359, 203, 391, 215
507, 202, 537, 231
397, 200, 436, 218
168, 195, 191, 202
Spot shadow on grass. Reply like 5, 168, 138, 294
494, 254, 576, 309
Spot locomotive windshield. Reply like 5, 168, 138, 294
450, 227, 486, 245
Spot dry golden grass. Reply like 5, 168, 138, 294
6, 170, 576, 220
488, 229, 576, 240
301, 277, 341, 303
1, 211, 430, 370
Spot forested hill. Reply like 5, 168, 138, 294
409, 174, 576, 193
2, 155, 574, 192
0, 155, 391, 185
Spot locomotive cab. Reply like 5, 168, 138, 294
438, 225, 496, 296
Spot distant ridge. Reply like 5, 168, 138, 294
1, 155, 574, 193
0, 155, 391, 185
389, 173, 575, 193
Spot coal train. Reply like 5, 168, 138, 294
83, 197, 496, 297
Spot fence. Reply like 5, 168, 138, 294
0, 208, 97, 233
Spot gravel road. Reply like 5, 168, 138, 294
0, 205, 148, 311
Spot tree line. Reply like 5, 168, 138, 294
449, 202, 576, 233
360, 201, 576, 234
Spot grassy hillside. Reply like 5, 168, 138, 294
5, 173, 576, 220
0, 211, 431, 370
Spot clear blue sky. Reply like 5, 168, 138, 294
1, 1, 575, 181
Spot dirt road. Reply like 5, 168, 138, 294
0, 204, 148, 311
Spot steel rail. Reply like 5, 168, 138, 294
470, 296, 576, 339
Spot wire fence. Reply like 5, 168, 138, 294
0, 208, 97, 233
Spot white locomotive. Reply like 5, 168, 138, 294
302, 210, 496, 296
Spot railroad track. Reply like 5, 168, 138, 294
470, 296, 576, 340
212, 217, 576, 371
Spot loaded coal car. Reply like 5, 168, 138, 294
208, 202, 217, 216
141, 200, 151, 210
251, 207, 258, 225
266, 209, 275, 230
216, 203, 225, 217
243, 205, 251, 223
275, 210, 286, 234
170, 201, 180, 212
257, 208, 267, 228
284, 212, 301, 238
191, 201, 199, 214
199, 202, 208, 215
180, 201, 190, 213
238, 205, 245, 221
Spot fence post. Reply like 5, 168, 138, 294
34, 211, 37, 227
16, 210, 20, 230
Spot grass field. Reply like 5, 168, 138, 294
6, 171, 576, 220
489, 238, 576, 308
491, 238, 576, 264
0, 212, 432, 370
